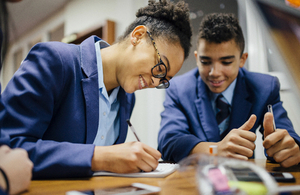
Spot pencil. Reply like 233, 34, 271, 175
126, 119, 141, 142
267, 104, 276, 131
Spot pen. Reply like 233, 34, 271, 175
267, 104, 276, 131
126, 119, 141, 142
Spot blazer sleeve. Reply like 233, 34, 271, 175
158, 80, 201, 162
0, 189, 6, 195
0, 87, 10, 147
0, 131, 10, 147
257, 76, 300, 160
259, 76, 300, 143
1, 43, 95, 179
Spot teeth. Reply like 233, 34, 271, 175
140, 76, 145, 88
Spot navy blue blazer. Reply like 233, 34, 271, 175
0, 27, 9, 148
1, 36, 135, 179
0, 28, 8, 195
158, 67, 300, 162
0, 28, 10, 147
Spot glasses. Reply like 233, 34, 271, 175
146, 31, 170, 89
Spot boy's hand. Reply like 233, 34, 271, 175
263, 112, 300, 167
217, 114, 257, 160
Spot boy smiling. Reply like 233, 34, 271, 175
158, 13, 300, 167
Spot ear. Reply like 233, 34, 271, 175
239, 52, 248, 68
194, 50, 198, 59
130, 25, 147, 46
194, 50, 201, 68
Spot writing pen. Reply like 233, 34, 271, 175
126, 119, 141, 142
267, 104, 276, 131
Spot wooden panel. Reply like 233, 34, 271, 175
102, 20, 115, 45
271, 29, 300, 92
62, 20, 115, 45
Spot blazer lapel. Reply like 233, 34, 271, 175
115, 88, 130, 144
80, 36, 101, 144
195, 77, 221, 142
82, 76, 99, 144
228, 70, 252, 131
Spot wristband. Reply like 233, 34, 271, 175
0, 168, 9, 194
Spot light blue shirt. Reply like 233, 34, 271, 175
93, 40, 120, 146
210, 79, 237, 134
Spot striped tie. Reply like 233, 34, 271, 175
216, 94, 230, 134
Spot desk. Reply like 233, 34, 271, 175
21, 159, 300, 195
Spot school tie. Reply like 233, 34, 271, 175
216, 94, 230, 135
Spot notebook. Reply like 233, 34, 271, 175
93, 163, 179, 178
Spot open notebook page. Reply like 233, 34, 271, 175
93, 163, 179, 178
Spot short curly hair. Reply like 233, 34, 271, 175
119, 0, 192, 59
197, 13, 245, 56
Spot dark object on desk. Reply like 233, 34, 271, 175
270, 172, 295, 183
272, 164, 300, 172
232, 168, 296, 183
158, 160, 176, 164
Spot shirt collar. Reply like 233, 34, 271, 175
211, 78, 237, 106
95, 40, 120, 103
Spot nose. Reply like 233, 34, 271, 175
151, 77, 161, 88
209, 64, 221, 77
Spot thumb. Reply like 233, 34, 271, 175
239, 114, 257, 131
263, 112, 274, 138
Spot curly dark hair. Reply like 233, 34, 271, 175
198, 13, 245, 56
119, 0, 192, 59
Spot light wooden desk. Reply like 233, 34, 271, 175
21, 159, 300, 195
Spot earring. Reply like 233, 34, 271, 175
133, 40, 136, 45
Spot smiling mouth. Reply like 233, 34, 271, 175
139, 75, 148, 89
210, 80, 224, 86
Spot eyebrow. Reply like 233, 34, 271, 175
199, 56, 235, 60
199, 56, 211, 60
219, 56, 235, 60
162, 55, 170, 71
